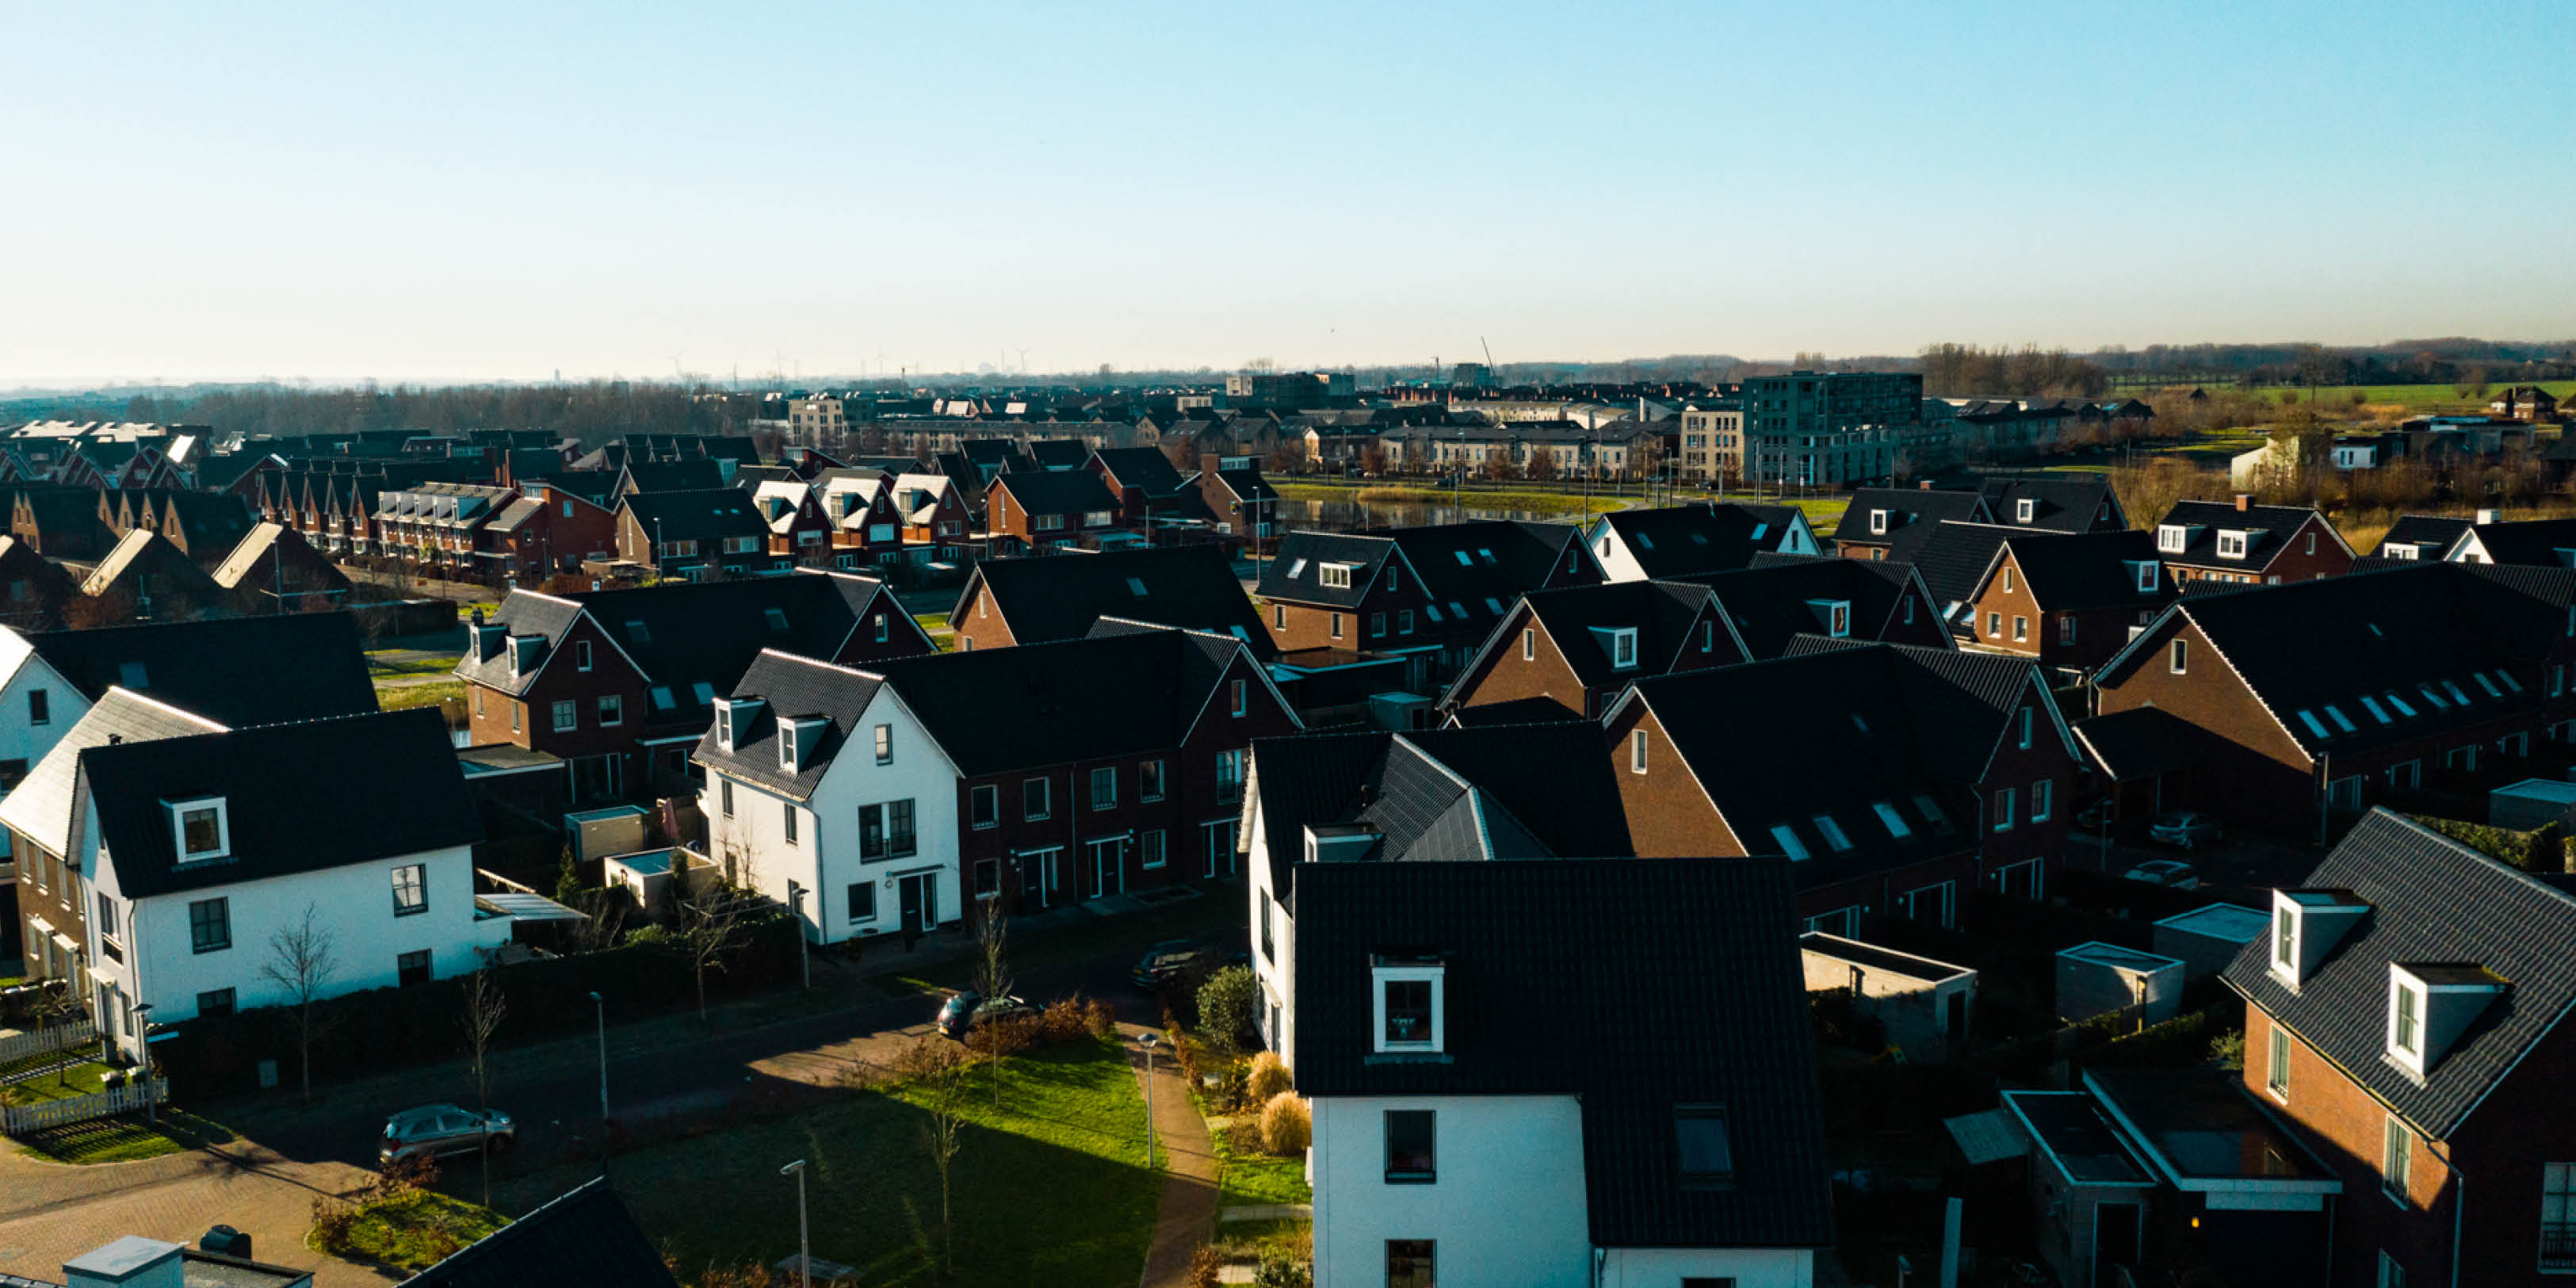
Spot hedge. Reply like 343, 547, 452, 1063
151, 913, 798, 1099
2411, 815, 2565, 873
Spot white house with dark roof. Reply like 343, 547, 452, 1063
1291, 858, 1831, 1287
1585, 503, 1817, 582
692, 649, 964, 945
13, 706, 500, 1061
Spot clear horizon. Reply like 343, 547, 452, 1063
6, 1, 2570, 385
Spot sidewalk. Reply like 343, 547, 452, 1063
1128, 1029, 1218, 1288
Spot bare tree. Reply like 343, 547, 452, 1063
259, 904, 340, 1103
970, 900, 1015, 1106
679, 890, 748, 1023
458, 963, 507, 1206
900, 1037, 974, 1274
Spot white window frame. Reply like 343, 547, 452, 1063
1372, 964, 1446, 1054
2267, 1024, 2291, 1100
1629, 728, 1648, 774
167, 796, 231, 864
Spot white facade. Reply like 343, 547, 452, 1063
86, 830, 505, 1061
1598, 1248, 1814, 1287
1244, 782, 1298, 1066
0, 633, 86, 860
1586, 511, 1816, 583
700, 686, 964, 945
1310, 1094, 1593, 1288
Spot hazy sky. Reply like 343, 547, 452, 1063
6, 1, 2570, 384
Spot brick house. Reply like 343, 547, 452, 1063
456, 571, 934, 800
983, 469, 1129, 553
1440, 580, 1737, 722
1087, 448, 1213, 531
1256, 521, 1601, 691
949, 545, 1268, 655
2087, 562, 2576, 837
1681, 555, 1952, 659
864, 625, 1301, 915
13, 486, 112, 559
479, 480, 621, 579
1187, 457, 1280, 553
613, 488, 785, 580
1959, 529, 2175, 671
1835, 487, 2000, 561
749, 480, 836, 566
2154, 498, 2354, 585
1607, 639, 2077, 929
2230, 808, 2576, 1287
1837, 476, 2125, 561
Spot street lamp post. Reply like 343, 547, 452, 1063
132, 1003, 155, 1123
588, 991, 609, 1173
1137, 1031, 1160, 1169
780, 1158, 812, 1288
787, 882, 810, 990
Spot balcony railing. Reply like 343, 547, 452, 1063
2541, 1225, 2576, 1271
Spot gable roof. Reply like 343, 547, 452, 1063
2376, 514, 2473, 560
2154, 499, 2344, 570
1254, 531, 1401, 608
2226, 809, 2576, 1140
1292, 858, 1834, 1249
1882, 520, 2034, 610
1988, 529, 2173, 610
688, 650, 891, 801
86, 707, 480, 899
619, 459, 727, 494
1980, 475, 2122, 533
1378, 520, 1595, 630
403, 1179, 678, 1288
2457, 516, 2576, 568
617, 488, 769, 543
1833, 487, 1989, 545
78, 528, 224, 602
1089, 447, 1189, 496
988, 468, 1122, 516
955, 545, 1268, 655
1680, 557, 1932, 659
1465, 579, 1723, 694
21, 613, 377, 727
0, 688, 226, 858
1597, 504, 1808, 576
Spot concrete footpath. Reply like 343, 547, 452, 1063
1130, 1029, 1219, 1288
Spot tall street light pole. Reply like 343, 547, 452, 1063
1137, 1031, 1160, 1169
780, 1158, 811, 1288
788, 882, 811, 990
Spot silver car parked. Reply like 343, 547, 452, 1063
380, 1103, 515, 1165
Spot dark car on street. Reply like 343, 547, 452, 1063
935, 990, 1031, 1040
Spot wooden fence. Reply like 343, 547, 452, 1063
0, 1019, 96, 1065
1, 1078, 164, 1135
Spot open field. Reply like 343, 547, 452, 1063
1272, 480, 1627, 518
2247, 380, 2574, 414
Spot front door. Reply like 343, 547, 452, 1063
898, 874, 929, 934
1086, 838, 1125, 900
1203, 820, 1239, 878
1024, 849, 1059, 910
2094, 1202, 2139, 1284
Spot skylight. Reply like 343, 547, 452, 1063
1449, 601, 1467, 618
1688, 533, 1708, 545
691, 681, 716, 705
1424, 604, 1444, 622
650, 686, 675, 710
1286, 558, 1308, 578
1914, 793, 1952, 832
1454, 551, 1473, 566
1126, 577, 1148, 597
626, 621, 651, 644
2499, 670, 2524, 693
1812, 814, 1854, 852
2443, 680, 2471, 705
2383, 690, 2417, 717
2417, 683, 2449, 709
1768, 825, 1810, 862
1872, 801, 1912, 839
1850, 713, 1869, 733
1476, 548, 1496, 564
2360, 696, 2390, 724
2297, 709, 2330, 738
2473, 672, 2501, 698
764, 608, 789, 632
2323, 705, 2357, 733
118, 661, 148, 689
1749, 524, 1768, 540
1636, 534, 1656, 550
1483, 597, 1504, 615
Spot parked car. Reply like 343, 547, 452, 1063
2122, 858, 2203, 891
1131, 939, 1218, 992
380, 1104, 514, 1164
2074, 801, 2112, 831
935, 990, 1031, 1040
2147, 811, 2223, 849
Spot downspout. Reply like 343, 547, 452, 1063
2316, 752, 2330, 849
2429, 1138, 2465, 1288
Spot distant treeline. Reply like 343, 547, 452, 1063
8, 380, 770, 445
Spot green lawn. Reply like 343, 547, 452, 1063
1208, 1115, 1309, 1209
319, 1191, 510, 1272
0, 1057, 111, 1103
13, 1109, 235, 1164
2234, 380, 2575, 413
1272, 481, 1626, 518
365, 652, 463, 678
378, 679, 467, 713
486, 1038, 1159, 1286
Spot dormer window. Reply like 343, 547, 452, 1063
1869, 508, 1889, 536
1372, 957, 1445, 1054
2016, 498, 2035, 524
2272, 889, 2370, 988
2127, 560, 2158, 593
2385, 962, 2506, 1079
168, 797, 231, 864
2157, 525, 2188, 554
1806, 598, 1852, 637
1319, 563, 1354, 590
2391, 976, 2422, 1060
2216, 530, 2250, 560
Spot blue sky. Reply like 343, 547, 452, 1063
4, 1, 2570, 384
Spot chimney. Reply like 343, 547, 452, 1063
1200, 453, 1221, 478
1917, 479, 1933, 491
2234, 493, 2253, 512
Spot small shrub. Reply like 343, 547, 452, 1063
1223, 1116, 1264, 1156
1197, 966, 1261, 1058
1037, 998, 1092, 1045
309, 1196, 357, 1252
1084, 996, 1117, 1039
1247, 1050, 1293, 1104
1188, 1244, 1224, 1288
1259, 1091, 1309, 1156
1211, 1060, 1249, 1111
2210, 1028, 2246, 1071
369, 1152, 440, 1202
1253, 1248, 1313, 1288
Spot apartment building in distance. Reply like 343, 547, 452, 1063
1738, 370, 1924, 487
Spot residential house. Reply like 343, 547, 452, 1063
748, 480, 836, 566
1837, 476, 2123, 561
476, 481, 621, 580
613, 489, 785, 580
1190, 456, 1282, 552
2377, 515, 2475, 562
78, 530, 227, 621
0, 537, 81, 629
1680, 556, 1951, 660
2230, 808, 2576, 1287
2448, 515, 2576, 569
613, 458, 729, 496
1958, 530, 2174, 671
141, 491, 258, 568
949, 545, 1267, 655
1087, 448, 1211, 531
456, 572, 931, 800
2153, 498, 2354, 585
2489, 385, 2562, 422
10, 486, 112, 560
2087, 562, 2576, 835
1584, 503, 1819, 581
4, 705, 499, 1062
1439, 580, 1737, 722
1608, 640, 2078, 927
208, 522, 353, 611
373, 483, 516, 578
1256, 521, 1601, 690
1875, 521, 2043, 627
1833, 487, 1993, 561
1243, 720, 1637, 1060
982, 469, 1129, 553
1979, 475, 2128, 534
1290, 858, 1834, 1286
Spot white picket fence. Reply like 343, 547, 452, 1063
0, 1019, 96, 1065
1, 1078, 166, 1136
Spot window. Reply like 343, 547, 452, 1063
1216, 749, 1245, 802
858, 799, 917, 859
2012, 614, 2028, 642
2058, 615, 2077, 647
1522, 628, 1535, 660
1231, 678, 1248, 717
1869, 508, 1889, 535
1369, 612, 1386, 638
971, 784, 999, 828
576, 640, 594, 671
1329, 612, 1343, 640
2017, 707, 2034, 749
864, 723, 890, 765
189, 897, 231, 954
398, 950, 432, 987
196, 988, 235, 1019
2002, 566, 2016, 593
1676, 1104, 1734, 1186
1768, 824, 1810, 862
598, 694, 623, 727
2217, 530, 2248, 559
1871, 801, 1913, 839
2383, 1114, 2412, 1201
1024, 777, 1051, 820
1397, 609, 1414, 634
511, 702, 520, 732
2379, 1252, 2405, 1288
28, 688, 47, 726
392, 863, 427, 915
1141, 759, 1166, 801
1611, 628, 1638, 668
2170, 639, 2189, 674
1259, 890, 1275, 960
2542, 1163, 2576, 1271
1810, 813, 1852, 852
1141, 830, 1166, 869
1993, 787, 2017, 832
1386, 1241, 1435, 1288
1090, 766, 1118, 811
1319, 564, 1353, 590
2273, 905, 2299, 973
1385, 1110, 1435, 1183
1273, 603, 1285, 629
1630, 728, 1649, 774
784, 801, 800, 846
1986, 611, 2001, 638
552, 699, 577, 732
847, 881, 877, 923
172, 797, 230, 862
2031, 778, 2053, 822
2158, 525, 2187, 553
1381, 976, 1437, 1048
2391, 979, 2422, 1057
720, 778, 734, 817
874, 613, 890, 643
2267, 1025, 2291, 1099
